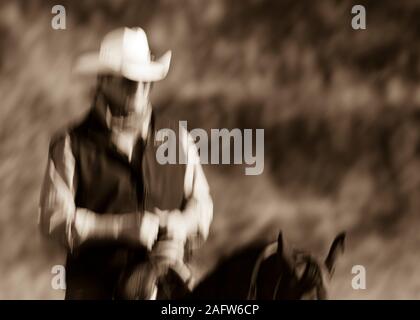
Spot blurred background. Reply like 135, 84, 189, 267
0, 0, 420, 299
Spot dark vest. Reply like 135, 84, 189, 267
64, 106, 186, 298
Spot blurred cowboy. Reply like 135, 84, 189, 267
39, 27, 213, 299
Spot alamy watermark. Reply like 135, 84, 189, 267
51, 265, 66, 290
351, 265, 367, 290
351, 5, 366, 30
51, 5, 66, 30
155, 121, 264, 176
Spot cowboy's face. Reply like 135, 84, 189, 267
99, 75, 151, 117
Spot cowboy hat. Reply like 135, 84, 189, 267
74, 27, 171, 82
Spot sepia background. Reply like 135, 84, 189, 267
0, 0, 419, 299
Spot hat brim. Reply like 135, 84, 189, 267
73, 50, 171, 82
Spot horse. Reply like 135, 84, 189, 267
186, 231, 346, 300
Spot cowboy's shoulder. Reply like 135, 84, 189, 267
48, 114, 90, 154
47, 129, 72, 161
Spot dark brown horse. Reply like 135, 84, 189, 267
187, 231, 346, 300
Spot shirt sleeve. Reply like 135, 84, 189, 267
39, 132, 160, 251
38, 133, 78, 251
181, 128, 214, 247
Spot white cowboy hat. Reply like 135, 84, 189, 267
74, 27, 171, 82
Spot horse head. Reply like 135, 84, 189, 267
251, 231, 345, 300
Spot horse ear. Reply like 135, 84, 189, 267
277, 231, 284, 256
276, 231, 294, 270
324, 232, 346, 275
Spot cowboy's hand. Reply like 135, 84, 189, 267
138, 212, 160, 250
149, 239, 185, 273
105, 211, 159, 250
155, 208, 188, 243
